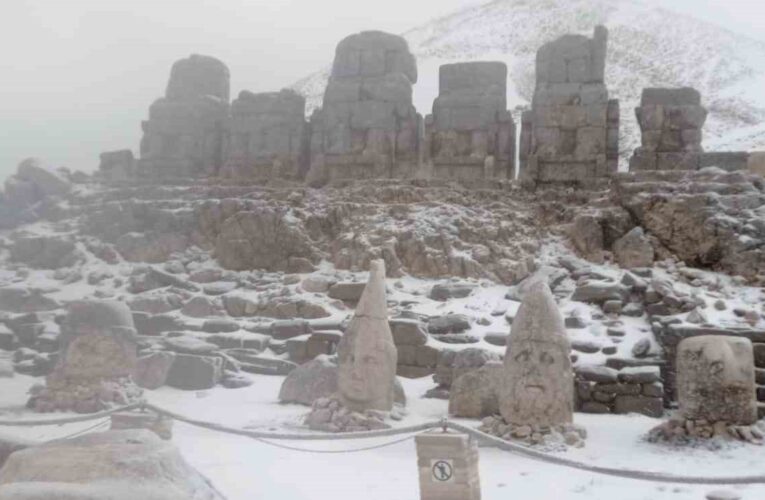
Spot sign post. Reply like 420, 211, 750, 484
415, 432, 480, 500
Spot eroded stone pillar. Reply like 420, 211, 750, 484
629, 87, 707, 171
425, 62, 515, 181
520, 26, 619, 184
222, 89, 309, 181
138, 54, 230, 180
307, 31, 421, 184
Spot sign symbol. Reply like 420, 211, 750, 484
432, 460, 453, 482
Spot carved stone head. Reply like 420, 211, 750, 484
337, 260, 398, 412
59, 300, 138, 380
500, 281, 573, 427
677, 335, 757, 425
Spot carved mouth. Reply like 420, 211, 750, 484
524, 384, 545, 394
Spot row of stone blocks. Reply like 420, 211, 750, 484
104, 28, 627, 186
101, 27, 759, 188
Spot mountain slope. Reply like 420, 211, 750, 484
293, 0, 765, 166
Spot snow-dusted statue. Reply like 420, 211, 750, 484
305, 260, 402, 431
678, 335, 757, 424
481, 280, 584, 448
337, 259, 398, 412
27, 300, 143, 413
499, 280, 574, 426
648, 335, 763, 444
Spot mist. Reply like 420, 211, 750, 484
2, 0, 765, 177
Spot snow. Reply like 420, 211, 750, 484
2, 373, 765, 499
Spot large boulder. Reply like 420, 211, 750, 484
0, 430, 225, 499
448, 361, 502, 418
215, 208, 317, 271
165, 354, 223, 390
9, 235, 82, 269
612, 227, 654, 269
278, 355, 338, 405
16, 158, 72, 198
133, 351, 176, 390
278, 355, 406, 407
0, 288, 60, 313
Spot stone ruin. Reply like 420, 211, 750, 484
27, 300, 143, 413
98, 150, 136, 185
138, 54, 230, 180
305, 260, 402, 431
629, 88, 707, 172
424, 62, 516, 181
221, 89, 309, 181
519, 26, 619, 184
648, 335, 763, 445
306, 31, 420, 185
480, 281, 585, 449
630, 87, 752, 172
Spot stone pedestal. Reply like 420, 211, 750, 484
415, 432, 480, 500
110, 410, 173, 440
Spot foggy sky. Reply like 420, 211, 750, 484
2, 0, 765, 177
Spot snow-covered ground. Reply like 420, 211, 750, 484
3, 372, 765, 500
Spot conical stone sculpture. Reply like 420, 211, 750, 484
305, 260, 400, 431
500, 280, 573, 426
337, 259, 397, 412
482, 280, 584, 448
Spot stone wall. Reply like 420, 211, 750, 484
221, 89, 309, 181
307, 31, 421, 184
575, 363, 664, 417
519, 26, 619, 184
138, 54, 230, 180
424, 62, 515, 181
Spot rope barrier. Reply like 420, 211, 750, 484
2, 400, 764, 485
247, 434, 418, 454
58, 419, 111, 441
0, 403, 142, 427
446, 421, 765, 486
143, 403, 441, 441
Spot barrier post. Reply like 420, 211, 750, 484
415, 431, 481, 500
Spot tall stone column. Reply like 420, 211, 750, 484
424, 61, 515, 182
520, 26, 619, 185
138, 54, 231, 180
307, 31, 421, 185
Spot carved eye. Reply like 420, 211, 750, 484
363, 355, 379, 367
710, 361, 724, 375
539, 352, 555, 365
515, 350, 531, 362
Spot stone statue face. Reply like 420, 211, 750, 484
63, 334, 134, 379
677, 336, 756, 424
501, 338, 573, 426
337, 334, 397, 412
59, 301, 138, 381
